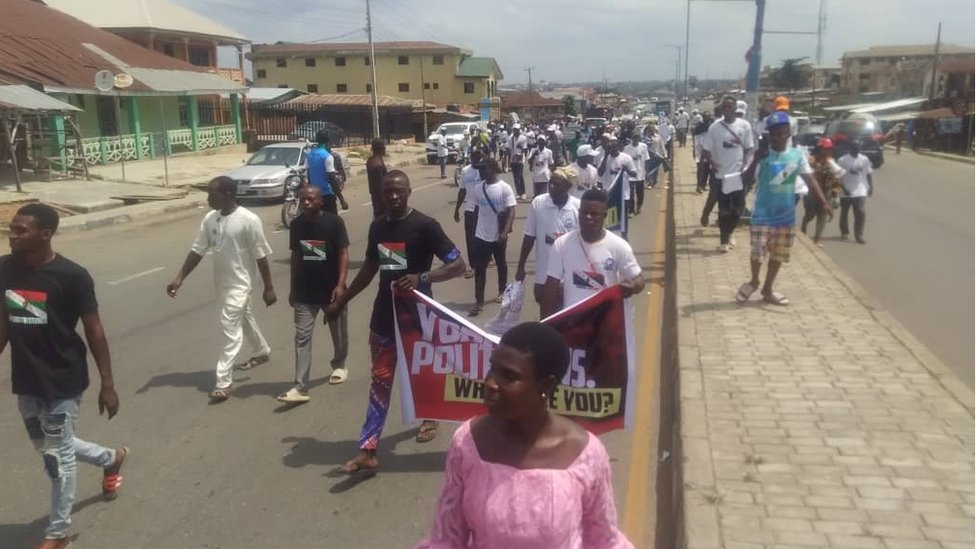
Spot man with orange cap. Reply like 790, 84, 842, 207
762, 96, 798, 144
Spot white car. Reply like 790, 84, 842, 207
223, 142, 307, 200
426, 122, 481, 164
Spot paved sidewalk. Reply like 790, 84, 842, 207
673, 151, 975, 549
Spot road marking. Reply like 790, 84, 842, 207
107, 266, 166, 286
621, 184, 669, 546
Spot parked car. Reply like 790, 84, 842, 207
795, 123, 826, 149
223, 142, 307, 200
426, 122, 479, 164
825, 113, 885, 168
288, 120, 345, 146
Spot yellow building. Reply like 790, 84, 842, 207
248, 41, 502, 107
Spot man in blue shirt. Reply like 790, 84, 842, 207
736, 112, 831, 306
305, 130, 348, 214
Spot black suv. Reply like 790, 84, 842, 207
824, 114, 884, 168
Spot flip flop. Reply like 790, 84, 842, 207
736, 283, 757, 303
236, 355, 269, 371
463, 269, 475, 279
467, 305, 483, 317
209, 387, 232, 402
329, 368, 348, 385
762, 291, 790, 306
415, 421, 438, 443
341, 457, 379, 475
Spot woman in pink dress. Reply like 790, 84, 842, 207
416, 322, 634, 549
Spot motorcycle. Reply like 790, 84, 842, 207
280, 166, 306, 229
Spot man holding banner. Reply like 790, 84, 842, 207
540, 188, 645, 319
596, 138, 637, 240
326, 170, 465, 474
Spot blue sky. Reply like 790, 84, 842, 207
181, 0, 976, 83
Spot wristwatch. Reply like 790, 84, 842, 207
419, 272, 430, 284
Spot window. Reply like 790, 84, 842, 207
464, 82, 475, 94
307, 84, 318, 93
305, 58, 316, 67
398, 56, 409, 65
858, 59, 869, 66
278, 84, 289, 88
432, 83, 439, 90
163, 43, 174, 57
398, 82, 410, 92
276, 58, 287, 68
336, 83, 348, 93
364, 56, 371, 66
256, 69, 267, 79
432, 55, 444, 65
335, 57, 346, 67
424, 82, 430, 90
366, 83, 373, 93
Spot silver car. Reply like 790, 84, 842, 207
224, 142, 307, 200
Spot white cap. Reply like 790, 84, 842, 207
736, 100, 748, 115
577, 144, 595, 157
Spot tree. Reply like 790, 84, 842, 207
772, 57, 811, 93
563, 95, 578, 116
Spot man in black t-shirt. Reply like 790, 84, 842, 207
277, 186, 350, 403
0, 204, 127, 549
327, 170, 465, 473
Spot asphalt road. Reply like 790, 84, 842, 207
0, 162, 667, 548
814, 151, 975, 388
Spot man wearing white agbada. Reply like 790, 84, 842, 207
167, 176, 277, 401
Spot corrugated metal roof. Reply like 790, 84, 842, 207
42, 0, 247, 43
282, 94, 416, 109
843, 44, 974, 59
0, 0, 244, 94
0, 85, 81, 112
124, 67, 244, 94
457, 57, 503, 80
251, 41, 465, 56
850, 97, 927, 114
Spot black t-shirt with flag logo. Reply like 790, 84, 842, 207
289, 211, 349, 304
365, 210, 460, 338
0, 254, 98, 400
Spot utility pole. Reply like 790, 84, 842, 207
745, 0, 767, 119
366, 0, 380, 138
684, 0, 691, 99
420, 54, 428, 137
928, 22, 942, 101
815, 0, 826, 65
525, 67, 535, 121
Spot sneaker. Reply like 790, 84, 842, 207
700, 212, 709, 227
729, 237, 737, 249
277, 386, 310, 403
717, 243, 730, 253
840, 234, 850, 241
855, 237, 867, 245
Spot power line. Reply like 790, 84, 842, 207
311, 28, 366, 43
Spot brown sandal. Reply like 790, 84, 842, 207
102, 447, 128, 501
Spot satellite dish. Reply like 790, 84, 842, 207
94, 70, 114, 92
113, 73, 134, 88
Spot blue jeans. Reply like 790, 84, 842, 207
19, 395, 116, 539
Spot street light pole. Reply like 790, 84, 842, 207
366, 0, 380, 138
684, 0, 691, 99
745, 0, 767, 118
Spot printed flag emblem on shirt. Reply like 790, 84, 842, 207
544, 231, 564, 246
5, 289, 48, 325
300, 239, 327, 261
572, 271, 606, 291
378, 242, 408, 271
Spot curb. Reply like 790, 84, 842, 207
884, 145, 975, 164
18, 153, 430, 235
795, 232, 975, 415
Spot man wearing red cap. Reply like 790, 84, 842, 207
803, 138, 845, 246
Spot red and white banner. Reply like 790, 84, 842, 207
393, 285, 635, 434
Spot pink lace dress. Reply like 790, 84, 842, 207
416, 420, 634, 549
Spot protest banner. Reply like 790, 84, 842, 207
393, 284, 634, 434
605, 171, 627, 238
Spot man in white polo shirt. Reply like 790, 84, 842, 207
835, 140, 874, 244
453, 148, 486, 278
541, 188, 644, 318
514, 166, 581, 316
527, 135, 554, 199
701, 95, 755, 251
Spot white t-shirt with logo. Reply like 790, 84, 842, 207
702, 118, 755, 178
623, 142, 649, 180
598, 152, 637, 200
191, 206, 272, 302
547, 230, 642, 308
529, 147, 554, 182
836, 153, 873, 198
459, 164, 483, 212
474, 180, 517, 242
524, 194, 581, 284
567, 162, 599, 199
509, 134, 528, 164
676, 112, 690, 130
